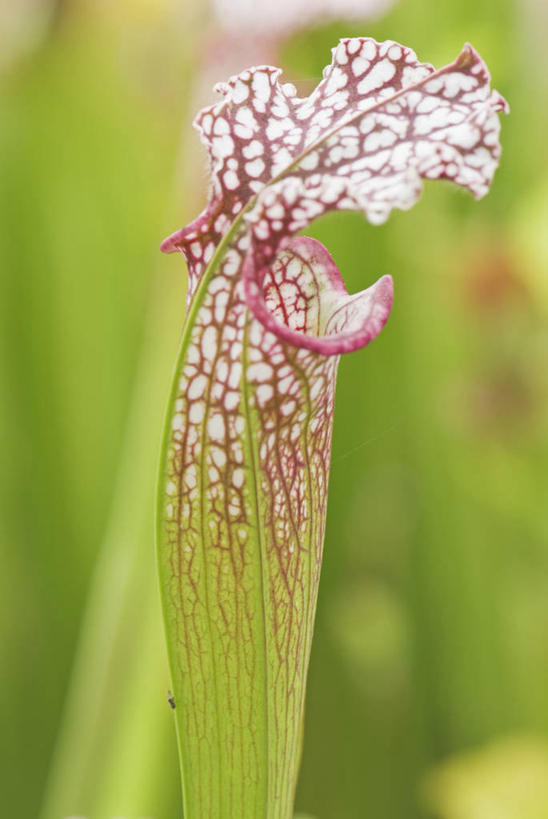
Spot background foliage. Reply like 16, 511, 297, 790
1, 0, 547, 817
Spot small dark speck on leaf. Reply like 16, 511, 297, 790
167, 690, 176, 709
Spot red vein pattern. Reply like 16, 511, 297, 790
157, 38, 507, 818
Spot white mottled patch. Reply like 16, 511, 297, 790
424, 77, 443, 95
272, 100, 289, 117
214, 292, 229, 324
360, 148, 390, 171
417, 95, 441, 114
362, 40, 377, 60
188, 374, 207, 400
309, 379, 323, 400
447, 123, 480, 149
185, 466, 197, 489
232, 80, 249, 105
242, 140, 263, 159
280, 399, 296, 417
212, 135, 234, 159
342, 142, 359, 159
213, 117, 229, 135
266, 202, 284, 219
266, 120, 285, 140
247, 362, 273, 382
334, 42, 349, 64
402, 65, 431, 86
223, 170, 239, 190
200, 114, 212, 133
203, 242, 215, 263
281, 82, 297, 97
414, 108, 449, 134
234, 123, 254, 140
253, 219, 270, 240
324, 66, 348, 96
211, 448, 226, 468
252, 71, 271, 102
256, 384, 274, 405
312, 108, 333, 129
214, 214, 230, 234
188, 402, 204, 424
207, 413, 225, 442
357, 59, 396, 96
245, 158, 265, 177
228, 361, 242, 389
216, 360, 229, 383
351, 57, 369, 77
390, 142, 412, 170
235, 106, 257, 129
224, 391, 239, 411
443, 72, 477, 97
230, 341, 243, 361
223, 250, 241, 276
228, 502, 240, 518
299, 152, 319, 170
328, 145, 343, 163
347, 39, 361, 56
364, 129, 397, 152
201, 326, 218, 359
359, 115, 375, 135
172, 413, 184, 431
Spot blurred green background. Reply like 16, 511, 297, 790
1, 0, 547, 817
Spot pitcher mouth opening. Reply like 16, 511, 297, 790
243, 235, 393, 356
